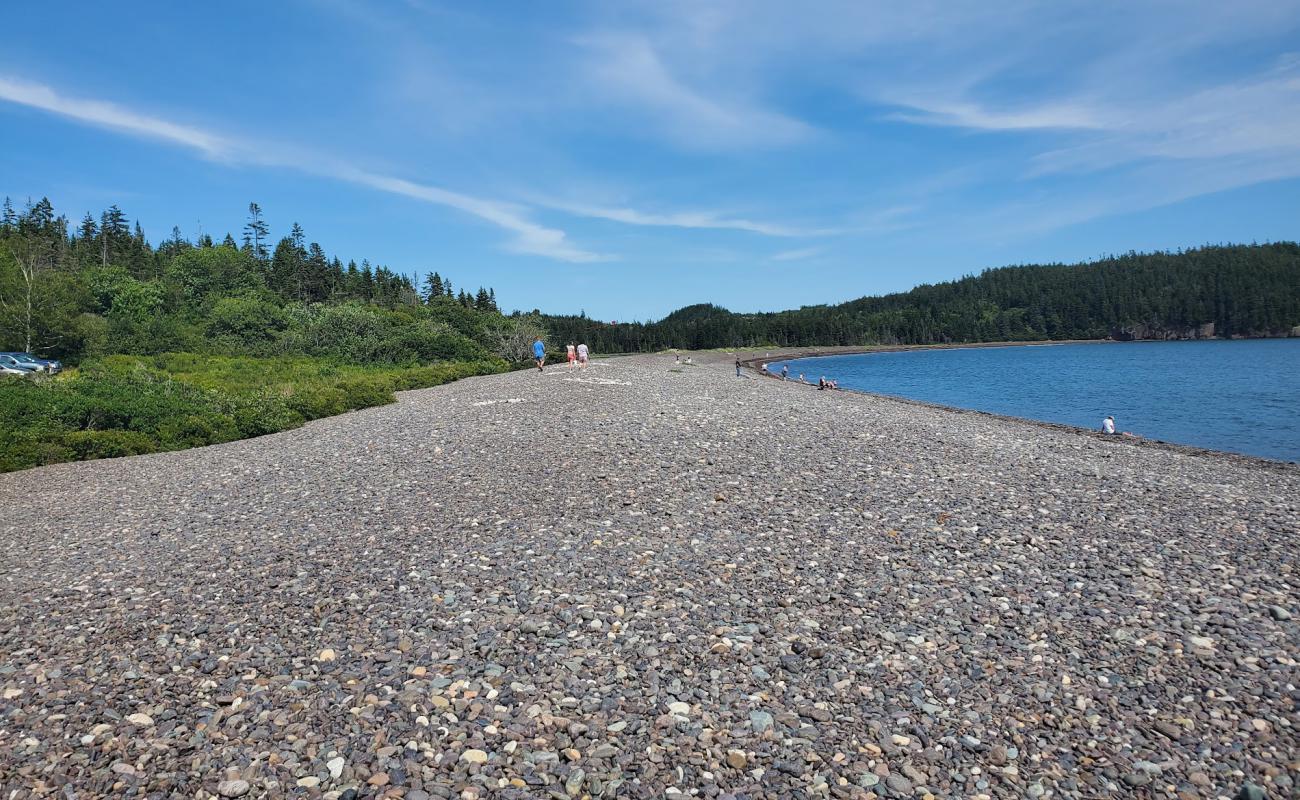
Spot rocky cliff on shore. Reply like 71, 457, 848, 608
1110, 321, 1300, 340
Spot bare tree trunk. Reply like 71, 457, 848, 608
2, 239, 52, 354
23, 261, 32, 353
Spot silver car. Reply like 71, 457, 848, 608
0, 354, 39, 374
2, 352, 59, 373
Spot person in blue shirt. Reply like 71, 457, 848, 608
532, 338, 546, 372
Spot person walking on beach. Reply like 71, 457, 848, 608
780, 364, 789, 381
567, 343, 577, 370
577, 342, 590, 368
735, 357, 742, 377
533, 338, 546, 372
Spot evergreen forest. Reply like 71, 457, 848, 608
542, 243, 1300, 352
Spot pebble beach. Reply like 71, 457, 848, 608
1, 354, 1297, 799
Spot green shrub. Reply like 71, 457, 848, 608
0, 353, 509, 473
285, 384, 348, 418
0, 437, 74, 473
156, 413, 240, 449
337, 375, 397, 409
63, 430, 157, 460
207, 296, 289, 347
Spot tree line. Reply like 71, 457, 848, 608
542, 243, 1300, 352
0, 197, 513, 363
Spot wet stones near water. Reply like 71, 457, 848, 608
1, 353, 1298, 799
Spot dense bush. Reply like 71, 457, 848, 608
63, 430, 157, 459
0, 354, 507, 472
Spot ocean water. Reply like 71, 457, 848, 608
773, 340, 1300, 462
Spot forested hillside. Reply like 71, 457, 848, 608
0, 197, 541, 364
544, 244, 1300, 352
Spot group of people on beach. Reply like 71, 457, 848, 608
747, 359, 838, 389
532, 338, 589, 372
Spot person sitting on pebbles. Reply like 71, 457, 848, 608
1101, 415, 1140, 437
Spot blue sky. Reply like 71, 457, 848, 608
2, 1, 1299, 320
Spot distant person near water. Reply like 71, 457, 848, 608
533, 338, 545, 372
1102, 415, 1116, 435
735, 357, 742, 377
781, 364, 789, 380
577, 342, 589, 368
567, 343, 577, 369
760, 363, 770, 376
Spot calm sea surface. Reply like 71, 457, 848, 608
773, 340, 1300, 462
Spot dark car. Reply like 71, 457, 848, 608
0, 352, 60, 373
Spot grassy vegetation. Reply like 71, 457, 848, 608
0, 353, 506, 473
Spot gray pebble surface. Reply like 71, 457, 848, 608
1, 354, 1297, 799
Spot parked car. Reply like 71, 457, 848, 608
0, 355, 38, 374
0, 352, 60, 373
0, 362, 32, 376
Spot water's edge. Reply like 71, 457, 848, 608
738, 343, 1299, 471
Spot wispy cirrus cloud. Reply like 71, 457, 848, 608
769, 246, 823, 261
575, 33, 812, 150
0, 75, 230, 157
884, 99, 1108, 132
0, 75, 606, 262
534, 197, 831, 237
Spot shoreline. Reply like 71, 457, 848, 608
728, 341, 1299, 471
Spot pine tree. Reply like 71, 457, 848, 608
422, 272, 444, 303
78, 213, 98, 241
100, 205, 129, 266
243, 202, 269, 260
0, 197, 16, 233
222, 233, 238, 249
269, 237, 303, 298
360, 261, 374, 299
304, 242, 330, 302
21, 197, 55, 233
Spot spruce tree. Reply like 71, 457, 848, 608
422, 272, 444, 303
78, 213, 98, 241
243, 203, 269, 261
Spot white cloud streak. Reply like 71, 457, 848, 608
884, 99, 1109, 132
535, 197, 831, 237
769, 246, 823, 261
575, 33, 811, 150
0, 75, 606, 262
0, 75, 229, 157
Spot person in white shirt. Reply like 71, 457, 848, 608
577, 342, 590, 368
1101, 416, 1116, 435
